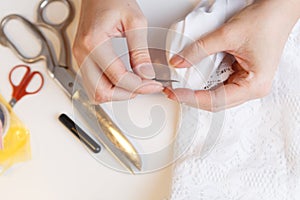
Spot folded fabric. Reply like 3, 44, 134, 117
166, 0, 252, 90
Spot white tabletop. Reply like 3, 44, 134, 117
0, 0, 198, 199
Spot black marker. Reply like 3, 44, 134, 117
59, 113, 101, 153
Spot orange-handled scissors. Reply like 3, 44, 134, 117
9, 65, 44, 107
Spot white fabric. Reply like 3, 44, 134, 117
167, 1, 300, 200
166, 0, 252, 90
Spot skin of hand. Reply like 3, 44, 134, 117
164, 0, 300, 112
73, 0, 163, 103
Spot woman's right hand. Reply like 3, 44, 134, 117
73, 0, 163, 103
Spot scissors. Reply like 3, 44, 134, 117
0, 0, 141, 172
37, 0, 74, 69
0, 0, 73, 75
9, 65, 44, 108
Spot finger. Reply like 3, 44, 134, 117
124, 20, 155, 79
80, 58, 163, 103
164, 83, 251, 112
169, 26, 229, 68
95, 74, 138, 103
91, 38, 162, 93
79, 57, 136, 103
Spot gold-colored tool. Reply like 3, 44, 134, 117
73, 91, 141, 171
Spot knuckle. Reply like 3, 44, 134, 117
110, 76, 119, 86
81, 35, 97, 52
127, 14, 147, 28
130, 49, 150, 63
108, 71, 124, 86
195, 38, 206, 52
94, 90, 110, 103
73, 34, 94, 53
75, 32, 108, 53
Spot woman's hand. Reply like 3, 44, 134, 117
164, 0, 300, 111
73, 0, 163, 103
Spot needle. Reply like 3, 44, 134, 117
152, 78, 179, 83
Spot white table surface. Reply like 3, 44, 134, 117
0, 0, 199, 199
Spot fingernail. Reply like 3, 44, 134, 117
163, 88, 177, 101
148, 84, 164, 92
138, 84, 164, 94
163, 87, 172, 96
170, 55, 184, 66
153, 85, 164, 92
135, 63, 156, 79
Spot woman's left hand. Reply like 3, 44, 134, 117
164, 0, 300, 111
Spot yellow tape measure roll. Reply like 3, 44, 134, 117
0, 94, 31, 174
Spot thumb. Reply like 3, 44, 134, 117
126, 27, 155, 79
169, 27, 228, 68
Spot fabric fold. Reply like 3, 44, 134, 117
166, 0, 250, 90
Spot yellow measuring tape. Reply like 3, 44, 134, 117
0, 94, 31, 175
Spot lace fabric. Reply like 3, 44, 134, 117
169, 4, 300, 200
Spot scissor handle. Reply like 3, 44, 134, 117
37, 0, 74, 68
0, 14, 57, 73
37, 0, 75, 30
0, 15, 46, 63
9, 65, 44, 101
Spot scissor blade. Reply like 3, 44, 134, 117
72, 90, 141, 172
51, 66, 141, 172
52, 66, 75, 97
